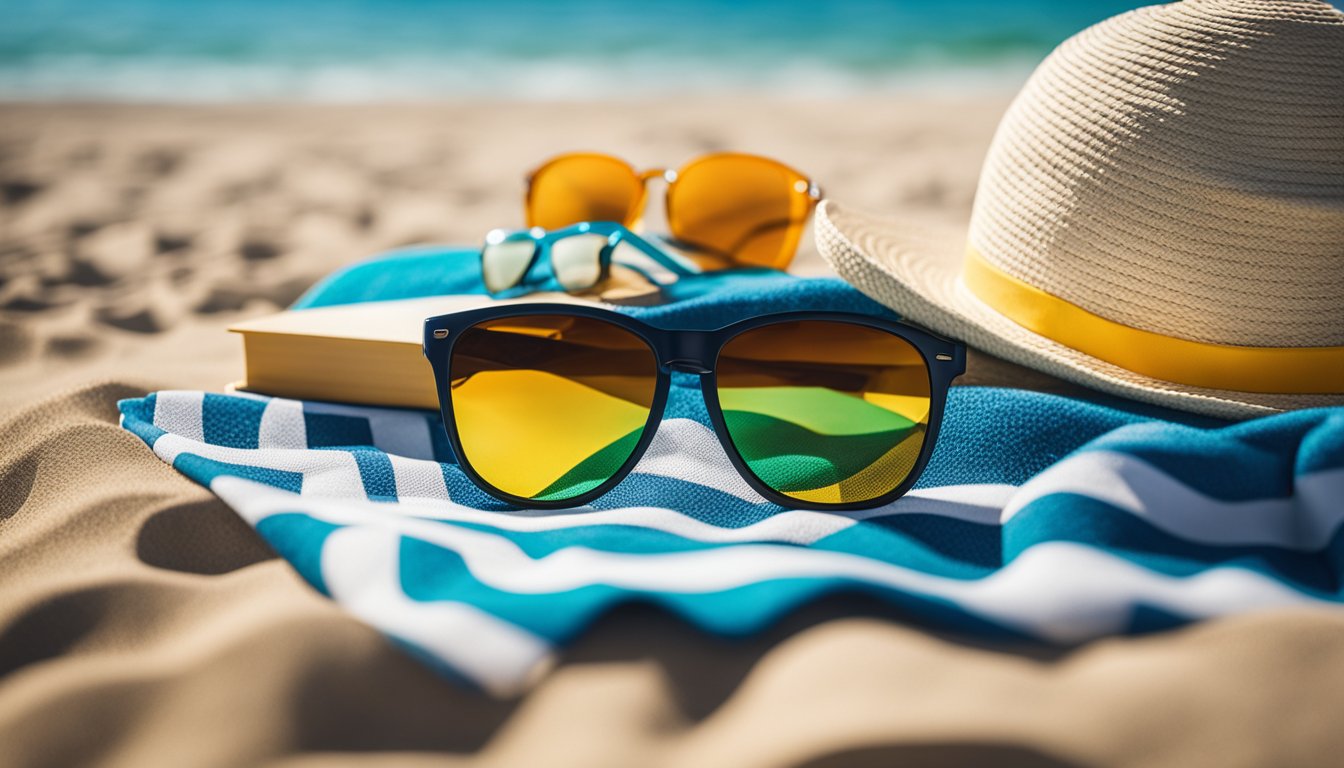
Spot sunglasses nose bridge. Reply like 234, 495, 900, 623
639, 168, 673, 185
659, 330, 715, 375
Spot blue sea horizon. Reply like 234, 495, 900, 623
4, 0, 1340, 102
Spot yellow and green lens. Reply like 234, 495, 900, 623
715, 320, 932, 505
449, 315, 658, 502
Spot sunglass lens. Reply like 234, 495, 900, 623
449, 315, 659, 502
528, 154, 643, 230
714, 320, 932, 505
667, 154, 811, 270
551, 233, 608, 291
481, 237, 538, 293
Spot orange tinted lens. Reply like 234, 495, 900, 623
715, 321, 931, 505
667, 154, 812, 269
450, 315, 657, 502
527, 154, 644, 230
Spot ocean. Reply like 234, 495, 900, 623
0, 0, 1313, 101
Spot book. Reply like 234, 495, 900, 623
229, 293, 602, 410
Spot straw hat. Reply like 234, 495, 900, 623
817, 0, 1344, 419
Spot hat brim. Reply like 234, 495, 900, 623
816, 200, 1344, 420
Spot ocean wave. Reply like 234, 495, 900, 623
0, 0, 1154, 101
0, 52, 1041, 102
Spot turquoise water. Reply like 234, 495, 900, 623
0, 0, 1293, 101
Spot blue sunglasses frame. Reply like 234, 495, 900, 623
423, 303, 967, 510
481, 221, 698, 297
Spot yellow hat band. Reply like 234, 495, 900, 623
962, 247, 1344, 395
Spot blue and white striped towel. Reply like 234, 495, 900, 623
118, 248, 1344, 696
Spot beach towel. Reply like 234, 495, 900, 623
118, 247, 1344, 696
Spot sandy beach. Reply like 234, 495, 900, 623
0, 98, 1013, 413
5, 98, 1344, 767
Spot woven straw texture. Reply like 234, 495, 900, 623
818, 0, 1344, 419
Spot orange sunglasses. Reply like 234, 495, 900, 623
525, 152, 822, 271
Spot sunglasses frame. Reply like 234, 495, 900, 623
480, 221, 697, 296
423, 304, 966, 511
525, 151, 823, 267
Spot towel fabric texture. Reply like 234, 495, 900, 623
119, 248, 1344, 696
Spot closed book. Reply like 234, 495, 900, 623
229, 293, 602, 409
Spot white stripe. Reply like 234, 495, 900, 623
322, 526, 553, 697
148, 413, 1006, 533
158, 397, 1344, 552
393, 500, 856, 544
389, 454, 451, 501
842, 483, 1015, 526
213, 478, 1332, 648
631, 418, 765, 502
1003, 450, 1344, 549
346, 483, 1013, 544
153, 433, 368, 500
152, 391, 204, 442
301, 401, 436, 460
258, 398, 308, 449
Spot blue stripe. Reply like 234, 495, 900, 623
254, 513, 343, 595
818, 514, 1001, 572
1127, 604, 1194, 634
620, 274, 896, 329
303, 410, 374, 448
173, 452, 304, 493
118, 393, 156, 424
1083, 420, 1298, 502
396, 536, 1021, 644
433, 515, 998, 580
1298, 408, 1344, 475
202, 393, 263, 449
347, 448, 398, 501
921, 387, 1152, 487
397, 488, 1344, 593
119, 395, 166, 447
1007, 495, 1344, 596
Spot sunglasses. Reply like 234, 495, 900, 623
525, 152, 821, 271
481, 221, 697, 295
422, 305, 965, 510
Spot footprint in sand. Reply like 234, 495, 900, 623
44, 333, 101, 359
93, 307, 159, 334
194, 275, 311, 315
1, 179, 43, 206
2, 293, 69, 312
238, 240, 280, 261
134, 147, 183, 179
68, 222, 155, 286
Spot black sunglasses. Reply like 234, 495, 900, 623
423, 304, 965, 510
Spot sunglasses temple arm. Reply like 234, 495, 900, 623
613, 231, 700, 277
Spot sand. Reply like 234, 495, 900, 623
0, 99, 1014, 412
4, 100, 1344, 767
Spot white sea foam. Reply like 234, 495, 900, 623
0, 53, 1034, 103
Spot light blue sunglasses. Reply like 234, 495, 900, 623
480, 221, 699, 296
